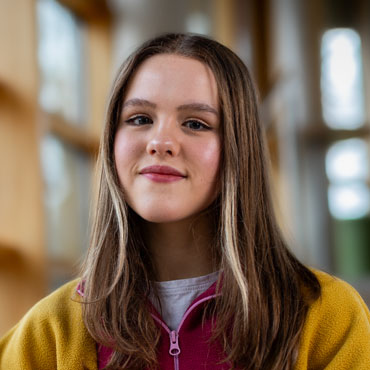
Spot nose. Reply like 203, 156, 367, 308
146, 122, 180, 157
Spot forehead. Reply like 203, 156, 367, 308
124, 54, 219, 108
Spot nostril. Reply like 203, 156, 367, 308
147, 139, 178, 156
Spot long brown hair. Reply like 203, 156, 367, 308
80, 33, 321, 369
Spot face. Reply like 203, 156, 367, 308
114, 54, 221, 224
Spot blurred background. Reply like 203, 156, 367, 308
1, 0, 369, 336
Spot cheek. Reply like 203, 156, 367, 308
194, 138, 221, 181
114, 130, 140, 180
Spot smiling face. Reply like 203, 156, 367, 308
114, 54, 221, 224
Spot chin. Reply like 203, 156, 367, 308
128, 199, 216, 225
138, 211, 187, 224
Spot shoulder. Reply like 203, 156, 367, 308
12, 279, 84, 336
26, 278, 82, 319
313, 269, 369, 314
295, 269, 370, 370
1, 278, 82, 339
38, 278, 83, 316
0, 279, 97, 370
304, 269, 370, 343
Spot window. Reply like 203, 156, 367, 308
321, 28, 370, 278
326, 138, 369, 219
37, 0, 91, 288
321, 28, 365, 130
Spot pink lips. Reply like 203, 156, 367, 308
140, 165, 186, 183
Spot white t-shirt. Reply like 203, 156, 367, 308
149, 271, 219, 331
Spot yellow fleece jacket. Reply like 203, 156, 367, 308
0, 270, 369, 369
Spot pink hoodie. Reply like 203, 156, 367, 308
97, 282, 230, 369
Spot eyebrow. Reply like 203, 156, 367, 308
177, 103, 219, 116
122, 98, 218, 116
122, 98, 156, 109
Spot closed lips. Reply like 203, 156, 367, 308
140, 166, 186, 177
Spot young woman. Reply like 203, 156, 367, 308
1, 33, 370, 370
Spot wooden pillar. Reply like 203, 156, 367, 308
213, 0, 236, 48
0, 0, 46, 335
87, 17, 112, 138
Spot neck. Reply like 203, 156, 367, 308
142, 215, 215, 281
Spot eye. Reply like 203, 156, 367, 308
125, 115, 152, 126
183, 120, 210, 131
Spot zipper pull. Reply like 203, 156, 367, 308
169, 330, 181, 356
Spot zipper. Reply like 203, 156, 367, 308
169, 330, 180, 356
151, 292, 221, 370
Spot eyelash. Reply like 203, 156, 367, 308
184, 120, 210, 131
125, 115, 152, 126
125, 115, 211, 131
